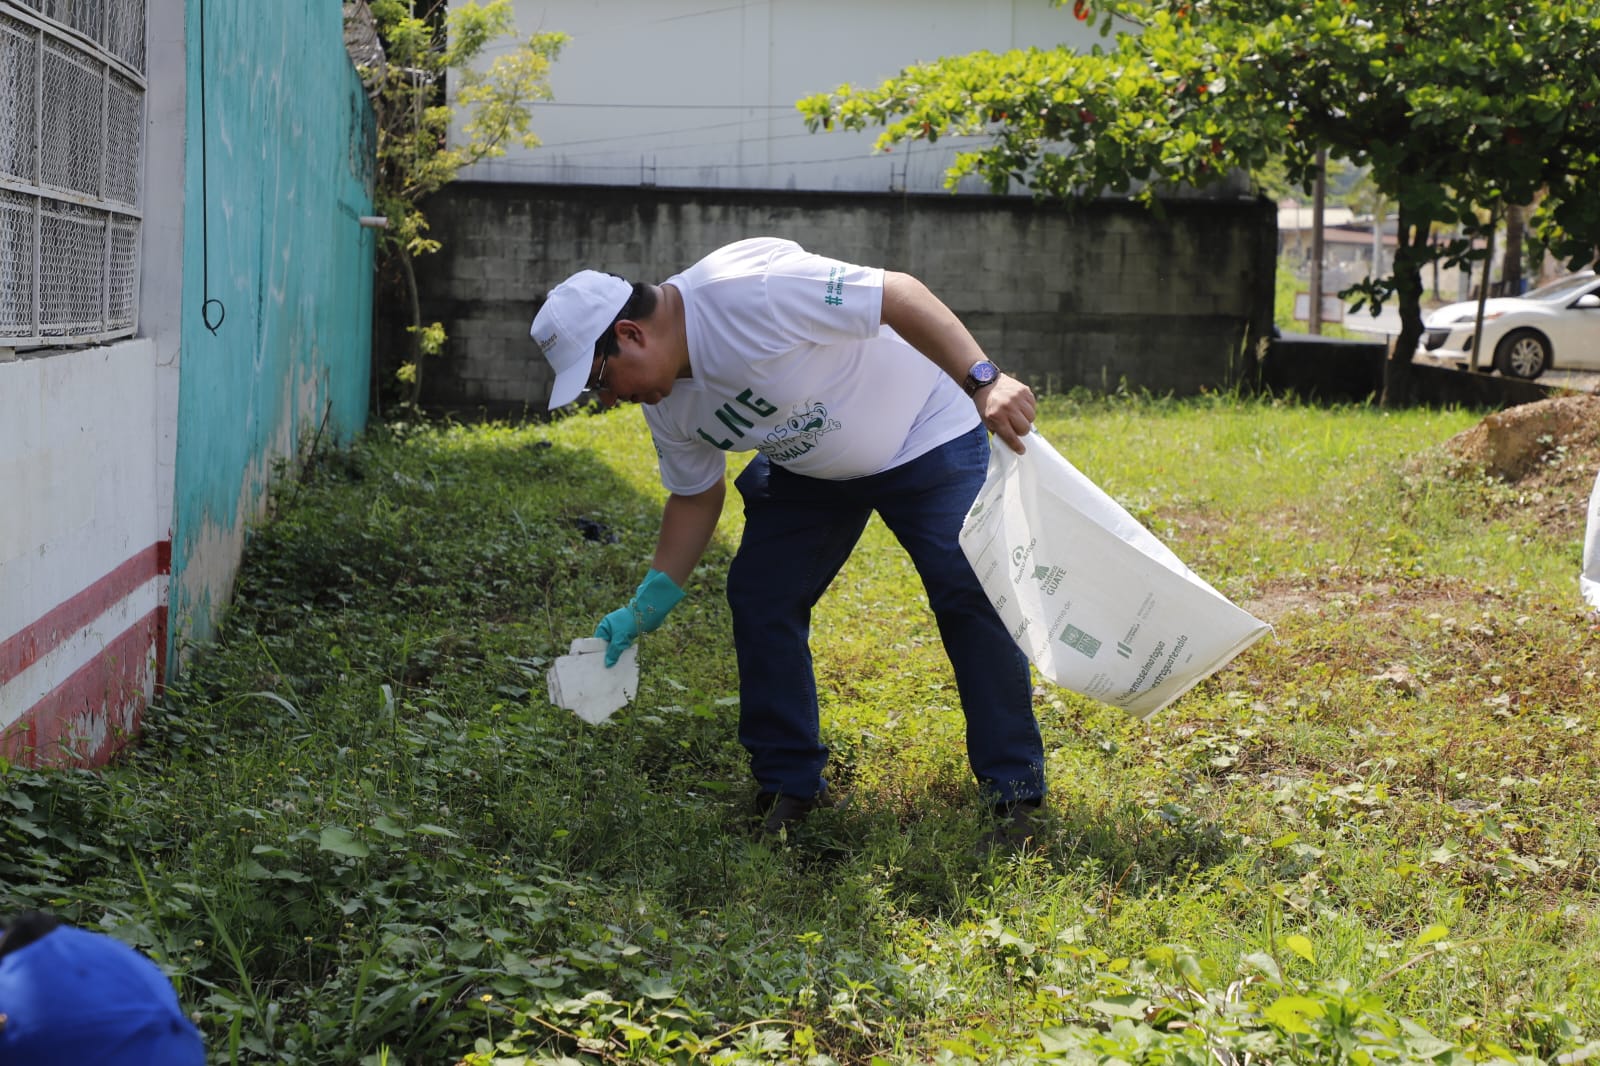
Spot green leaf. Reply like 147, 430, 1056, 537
1242, 951, 1282, 983
1086, 994, 1150, 1019
7, 815, 46, 839
317, 826, 371, 858
248, 690, 303, 719
1263, 994, 1326, 1034
371, 816, 407, 838
636, 976, 677, 1000
1284, 934, 1316, 963
1039, 1027, 1092, 1053
997, 930, 1037, 954
1413, 923, 1450, 947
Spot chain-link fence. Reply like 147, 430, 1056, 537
0, 0, 144, 350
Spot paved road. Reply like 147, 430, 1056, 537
1538, 368, 1600, 393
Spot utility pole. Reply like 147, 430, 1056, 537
1308, 149, 1327, 334
1469, 210, 1496, 373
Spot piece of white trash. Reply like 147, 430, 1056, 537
547, 637, 638, 724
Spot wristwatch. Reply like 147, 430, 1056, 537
962, 360, 1000, 396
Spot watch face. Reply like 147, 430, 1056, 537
967, 362, 999, 394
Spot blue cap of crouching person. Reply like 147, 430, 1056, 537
0, 914, 205, 1064
530, 270, 632, 410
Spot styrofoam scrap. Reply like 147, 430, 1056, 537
547, 637, 638, 724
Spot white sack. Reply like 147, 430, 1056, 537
548, 637, 638, 724
959, 430, 1270, 720
1583, 465, 1600, 611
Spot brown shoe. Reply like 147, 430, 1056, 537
754, 789, 833, 839
978, 798, 1044, 855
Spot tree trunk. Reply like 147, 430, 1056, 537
1372, 201, 1384, 277
1379, 202, 1429, 408
1430, 230, 1441, 300
1501, 203, 1525, 295
398, 244, 424, 407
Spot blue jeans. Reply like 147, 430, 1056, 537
727, 424, 1045, 805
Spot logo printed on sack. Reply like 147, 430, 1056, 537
1010, 539, 1037, 582
1031, 563, 1066, 596
1058, 623, 1101, 658
1116, 620, 1143, 658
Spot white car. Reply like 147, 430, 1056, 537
1419, 271, 1600, 379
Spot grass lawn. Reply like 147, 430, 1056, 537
3, 392, 1597, 1065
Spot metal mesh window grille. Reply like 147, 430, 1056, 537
0, 0, 145, 350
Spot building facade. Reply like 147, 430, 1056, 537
0, 0, 376, 766
465, 0, 1114, 195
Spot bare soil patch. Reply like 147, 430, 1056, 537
1439, 394, 1600, 539
1239, 573, 1479, 626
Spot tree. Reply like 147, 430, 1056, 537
1501, 202, 1525, 294
365, 0, 565, 409
798, 0, 1600, 403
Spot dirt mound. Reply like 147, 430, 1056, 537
1444, 395, 1600, 481
1441, 394, 1600, 540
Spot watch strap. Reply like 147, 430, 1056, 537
963, 360, 1000, 396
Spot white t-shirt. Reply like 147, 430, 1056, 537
641, 238, 979, 494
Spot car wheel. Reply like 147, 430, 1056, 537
1493, 329, 1550, 380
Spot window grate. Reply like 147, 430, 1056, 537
0, 0, 144, 350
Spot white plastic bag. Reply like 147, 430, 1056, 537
1583, 466, 1600, 612
547, 637, 638, 724
959, 429, 1270, 720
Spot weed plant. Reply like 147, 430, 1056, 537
3, 393, 1597, 1064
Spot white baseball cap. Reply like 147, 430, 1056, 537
530, 270, 632, 410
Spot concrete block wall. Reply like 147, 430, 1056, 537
412, 184, 1276, 416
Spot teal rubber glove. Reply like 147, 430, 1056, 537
594, 568, 686, 667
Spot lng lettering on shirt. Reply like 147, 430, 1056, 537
641, 237, 977, 494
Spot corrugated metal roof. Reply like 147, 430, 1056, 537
343, 0, 384, 91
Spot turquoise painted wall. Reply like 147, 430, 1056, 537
171, 0, 376, 659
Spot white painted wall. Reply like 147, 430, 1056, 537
461, 0, 1104, 193
0, 341, 167, 725
0, 0, 184, 753
145, 0, 187, 552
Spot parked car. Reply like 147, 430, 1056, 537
1419, 271, 1600, 379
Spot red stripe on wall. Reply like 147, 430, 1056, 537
0, 542, 168, 687
0, 608, 162, 767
